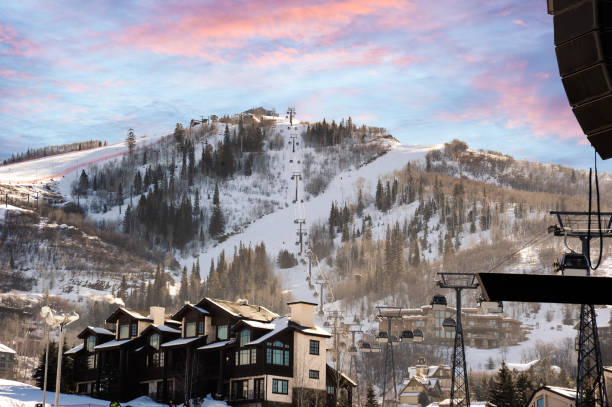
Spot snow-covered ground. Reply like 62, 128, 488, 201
0, 379, 230, 407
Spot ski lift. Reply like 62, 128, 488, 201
349, 345, 358, 355
318, 309, 325, 316
431, 295, 448, 310
376, 331, 389, 343
289, 159, 293, 163
359, 342, 372, 353
371, 344, 382, 353
400, 330, 414, 342
413, 329, 424, 342
390, 335, 400, 345
554, 252, 589, 277
324, 321, 331, 328
442, 318, 456, 332
313, 291, 319, 298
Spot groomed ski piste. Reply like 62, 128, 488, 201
0, 116, 601, 372
0, 378, 229, 407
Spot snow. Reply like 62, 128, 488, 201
155, 324, 181, 334
546, 386, 576, 399
94, 338, 134, 350
246, 317, 290, 345
239, 320, 276, 330
197, 339, 234, 350
0, 344, 16, 354
0, 379, 230, 407
161, 337, 201, 347
64, 344, 83, 355
0, 135, 163, 185
87, 326, 114, 336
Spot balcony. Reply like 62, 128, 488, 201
229, 389, 265, 401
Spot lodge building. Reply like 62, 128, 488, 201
379, 304, 526, 349
65, 298, 355, 406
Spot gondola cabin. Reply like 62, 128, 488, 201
555, 252, 589, 277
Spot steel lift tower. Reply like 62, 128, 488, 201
286, 107, 296, 126
438, 273, 479, 407
550, 211, 612, 407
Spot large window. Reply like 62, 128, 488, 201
87, 354, 96, 369
131, 323, 138, 337
309, 340, 319, 355
235, 349, 256, 366
309, 370, 319, 379
240, 329, 251, 346
185, 322, 196, 338
537, 397, 544, 407
254, 378, 265, 399
217, 325, 228, 340
266, 341, 290, 366
119, 324, 130, 339
231, 380, 249, 399
198, 320, 205, 335
150, 333, 160, 350
86, 336, 96, 352
152, 351, 164, 367
272, 379, 288, 395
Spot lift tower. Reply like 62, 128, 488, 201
286, 107, 296, 126
376, 306, 402, 406
438, 273, 479, 407
550, 211, 612, 407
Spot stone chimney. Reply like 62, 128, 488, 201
288, 301, 317, 327
150, 306, 165, 326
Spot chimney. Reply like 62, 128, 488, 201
287, 301, 317, 327
150, 306, 165, 326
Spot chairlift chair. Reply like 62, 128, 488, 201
376, 331, 389, 343
323, 321, 331, 328
390, 335, 400, 345
359, 342, 372, 353
349, 345, 358, 355
431, 295, 448, 311
400, 330, 414, 342
442, 318, 456, 332
371, 344, 382, 353
554, 252, 589, 277
413, 329, 424, 342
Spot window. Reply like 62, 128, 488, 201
87, 354, 96, 369
416, 321, 425, 327
119, 324, 130, 339
309, 370, 319, 379
86, 336, 96, 352
254, 378, 265, 399
217, 325, 228, 340
251, 348, 257, 364
537, 397, 544, 407
231, 380, 248, 399
309, 340, 319, 355
152, 351, 164, 367
272, 379, 288, 394
150, 333, 160, 350
240, 329, 251, 346
198, 320, 205, 335
185, 322, 196, 337
266, 341, 290, 366
327, 385, 335, 395
235, 349, 257, 366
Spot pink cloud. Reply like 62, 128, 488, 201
0, 69, 33, 79
119, 0, 405, 61
513, 19, 526, 26
0, 24, 38, 56
439, 59, 582, 141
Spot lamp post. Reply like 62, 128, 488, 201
54, 311, 79, 407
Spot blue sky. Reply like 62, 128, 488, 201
0, 0, 608, 170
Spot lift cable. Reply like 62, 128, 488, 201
588, 149, 604, 270
484, 230, 549, 274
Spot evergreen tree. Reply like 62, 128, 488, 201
356, 188, 365, 217
179, 266, 189, 303
118, 274, 128, 301
209, 202, 225, 237
375, 179, 384, 211
365, 385, 379, 407
489, 362, 516, 407
515, 371, 534, 407
32, 341, 74, 392
78, 170, 89, 195
126, 128, 136, 157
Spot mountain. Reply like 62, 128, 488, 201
1, 111, 609, 387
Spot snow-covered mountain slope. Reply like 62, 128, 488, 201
0, 134, 163, 184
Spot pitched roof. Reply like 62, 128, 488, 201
64, 344, 83, 355
105, 307, 153, 323
171, 303, 210, 320
526, 385, 576, 406
161, 336, 205, 348
77, 326, 115, 339
0, 344, 16, 354
245, 317, 331, 346
199, 298, 279, 322
94, 338, 136, 350
140, 323, 182, 337
197, 339, 235, 351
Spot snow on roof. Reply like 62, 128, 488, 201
64, 344, 83, 355
161, 336, 201, 348
507, 360, 540, 371
94, 338, 134, 350
239, 320, 276, 330
88, 326, 114, 336
546, 386, 576, 399
246, 317, 290, 345
0, 344, 16, 354
341, 372, 357, 387
155, 324, 181, 334
428, 399, 494, 407
301, 325, 332, 337
198, 339, 235, 351
205, 298, 279, 322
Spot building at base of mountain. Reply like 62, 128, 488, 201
526, 386, 576, 407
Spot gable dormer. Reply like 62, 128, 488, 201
105, 307, 153, 340
172, 303, 210, 338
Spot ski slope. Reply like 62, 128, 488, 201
0, 134, 165, 184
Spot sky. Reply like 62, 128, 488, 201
0, 0, 608, 170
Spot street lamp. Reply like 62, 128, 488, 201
40, 306, 78, 407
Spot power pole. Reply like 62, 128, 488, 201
291, 172, 302, 203
550, 211, 611, 407
376, 306, 402, 406
286, 107, 296, 126
314, 280, 327, 316
437, 273, 479, 407
295, 218, 307, 255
